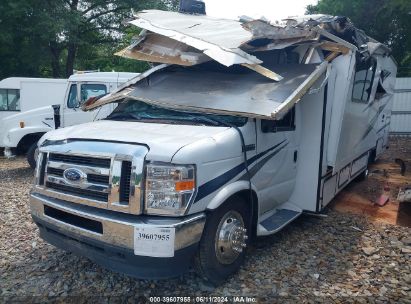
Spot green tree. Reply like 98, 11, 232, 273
0, 0, 50, 78
307, 0, 411, 76
0, 0, 175, 79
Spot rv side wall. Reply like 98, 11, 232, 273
287, 74, 327, 212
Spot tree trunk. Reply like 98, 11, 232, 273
49, 42, 61, 78
65, 0, 79, 77
65, 42, 77, 77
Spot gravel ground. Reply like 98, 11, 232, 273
1, 146, 411, 303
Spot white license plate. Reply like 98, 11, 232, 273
134, 226, 175, 257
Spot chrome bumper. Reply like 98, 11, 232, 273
30, 192, 206, 254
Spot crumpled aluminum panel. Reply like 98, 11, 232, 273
124, 64, 319, 119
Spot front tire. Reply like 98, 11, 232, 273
195, 196, 251, 285
27, 142, 39, 169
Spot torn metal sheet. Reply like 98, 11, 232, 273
129, 10, 262, 67
116, 35, 282, 81
115, 33, 210, 66
121, 10, 367, 81
112, 63, 322, 120
284, 15, 366, 50
271, 61, 328, 119
83, 63, 169, 111
243, 19, 309, 39
367, 42, 391, 56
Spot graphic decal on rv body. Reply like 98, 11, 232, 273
360, 102, 388, 141
194, 139, 288, 202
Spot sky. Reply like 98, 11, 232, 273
204, 0, 319, 22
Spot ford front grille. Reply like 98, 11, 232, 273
34, 140, 148, 215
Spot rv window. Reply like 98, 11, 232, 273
0, 89, 7, 111
0, 89, 20, 111
80, 84, 107, 103
67, 84, 78, 108
261, 107, 295, 133
7, 89, 20, 111
352, 57, 377, 103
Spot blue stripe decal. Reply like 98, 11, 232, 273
194, 139, 287, 203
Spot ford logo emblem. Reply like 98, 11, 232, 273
63, 168, 86, 184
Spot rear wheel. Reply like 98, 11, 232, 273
27, 142, 39, 169
195, 196, 251, 285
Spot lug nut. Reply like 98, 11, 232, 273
233, 247, 242, 253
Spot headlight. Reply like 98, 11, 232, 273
145, 163, 196, 216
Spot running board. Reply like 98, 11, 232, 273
257, 209, 302, 236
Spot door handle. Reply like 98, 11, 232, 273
294, 150, 298, 163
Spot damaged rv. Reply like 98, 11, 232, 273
29, 8, 397, 284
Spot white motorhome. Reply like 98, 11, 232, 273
29, 11, 396, 284
1, 72, 139, 167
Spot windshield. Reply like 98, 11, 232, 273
106, 100, 247, 127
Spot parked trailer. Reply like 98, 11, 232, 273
29, 9, 396, 284
1, 72, 139, 167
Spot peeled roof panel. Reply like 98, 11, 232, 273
125, 64, 320, 119
132, 10, 252, 48
129, 10, 262, 66
115, 33, 210, 66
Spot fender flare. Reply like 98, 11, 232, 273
206, 180, 259, 210
5, 126, 51, 148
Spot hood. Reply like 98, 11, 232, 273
1, 106, 55, 147
40, 120, 229, 162
2, 105, 54, 123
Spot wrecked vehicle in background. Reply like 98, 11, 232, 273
29, 5, 397, 285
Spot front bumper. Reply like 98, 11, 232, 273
30, 192, 206, 279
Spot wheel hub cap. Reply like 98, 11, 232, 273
215, 210, 248, 264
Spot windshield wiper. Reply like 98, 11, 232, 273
106, 112, 143, 121
184, 115, 222, 126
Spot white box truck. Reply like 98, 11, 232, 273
1, 72, 139, 167
29, 11, 397, 284
0, 77, 67, 133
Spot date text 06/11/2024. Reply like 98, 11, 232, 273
148, 296, 258, 303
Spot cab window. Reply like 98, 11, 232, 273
80, 84, 107, 103
67, 84, 78, 108
261, 107, 295, 133
0, 89, 20, 111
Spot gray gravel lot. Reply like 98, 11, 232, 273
0, 156, 410, 303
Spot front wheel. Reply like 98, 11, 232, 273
195, 196, 251, 285
27, 142, 39, 169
